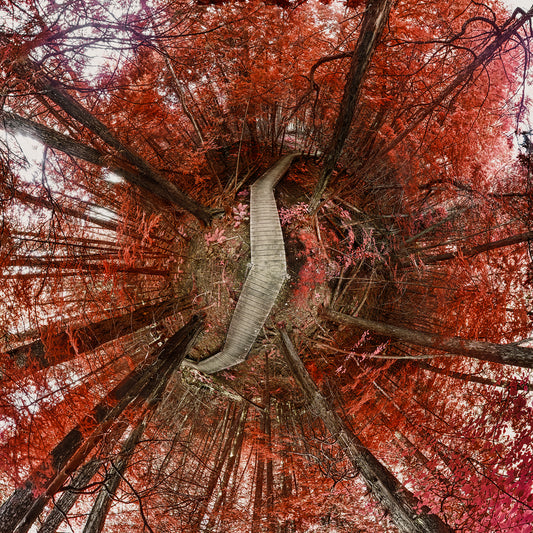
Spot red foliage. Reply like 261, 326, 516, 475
0, 0, 531, 531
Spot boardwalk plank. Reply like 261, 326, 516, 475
185, 152, 299, 374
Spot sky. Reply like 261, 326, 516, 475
506, 0, 532, 8
8, 0, 533, 171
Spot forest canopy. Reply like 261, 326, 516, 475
1, 0, 533, 531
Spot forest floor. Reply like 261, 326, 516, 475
172, 160, 384, 402
178, 192, 332, 360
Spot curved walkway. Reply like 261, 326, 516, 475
187, 152, 300, 374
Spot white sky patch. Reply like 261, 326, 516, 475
9, 133, 45, 183
88, 205, 120, 222
503, 0, 532, 10
16, 135, 44, 164
0, 367, 82, 442
83, 47, 119, 79
103, 170, 124, 184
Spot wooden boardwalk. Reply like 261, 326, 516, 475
186, 153, 300, 374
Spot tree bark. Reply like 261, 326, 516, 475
36, 422, 129, 533
251, 450, 265, 533
6, 186, 119, 232
0, 316, 202, 533
278, 404, 296, 533
83, 410, 153, 533
409, 230, 533, 265
1, 110, 114, 168
194, 406, 239, 528
309, 0, 393, 212
325, 308, 533, 370
263, 356, 274, 532
415, 361, 532, 392
205, 405, 248, 530
280, 330, 452, 533
2, 372, 149, 533
54, 333, 186, 533
37, 458, 103, 533
81, 417, 146, 533
5, 296, 190, 373
0, 110, 158, 216
6, 69, 216, 224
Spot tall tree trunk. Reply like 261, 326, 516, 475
224, 412, 247, 510
251, 450, 265, 533
7, 67, 216, 224
264, 356, 274, 532
81, 425, 144, 533
14, 316, 201, 533
415, 360, 532, 391
0, 111, 158, 216
36, 422, 129, 533
6, 186, 119, 232
82, 338, 186, 533
277, 403, 296, 533
5, 296, 190, 373
81, 417, 144, 533
251, 353, 274, 533
407, 230, 533, 265
205, 405, 248, 530
280, 330, 451, 533
37, 457, 103, 533
1, 110, 114, 167
0, 316, 202, 533
309, 0, 393, 212
325, 308, 533, 370
194, 406, 239, 528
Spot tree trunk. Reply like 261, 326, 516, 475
6, 187, 119, 232
37, 458, 103, 533
36, 422, 129, 533
82, 337, 187, 533
416, 360, 532, 391
277, 403, 296, 533
0, 316, 202, 533
3, 372, 149, 533
264, 357, 274, 532
0, 111, 157, 215
251, 451, 265, 533
280, 330, 451, 533
1, 110, 116, 169
309, 0, 394, 212
194, 406, 239, 528
205, 405, 248, 530
409, 230, 533, 265
325, 308, 533, 370
82, 418, 146, 533
6, 296, 190, 373
7, 69, 216, 224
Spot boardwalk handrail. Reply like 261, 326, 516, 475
185, 152, 300, 373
